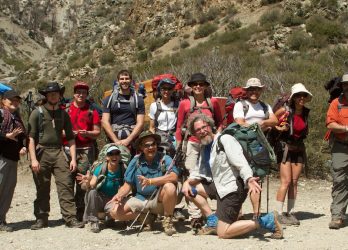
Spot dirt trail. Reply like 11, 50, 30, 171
0, 167, 346, 250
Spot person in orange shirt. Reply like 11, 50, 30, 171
326, 73, 348, 230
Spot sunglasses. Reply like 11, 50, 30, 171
161, 87, 174, 91
190, 82, 207, 87
246, 87, 262, 92
107, 151, 120, 156
294, 93, 308, 98
143, 142, 157, 149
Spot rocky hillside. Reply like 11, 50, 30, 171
0, 0, 348, 87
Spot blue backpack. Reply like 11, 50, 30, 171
0, 83, 12, 95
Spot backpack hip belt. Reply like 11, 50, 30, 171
112, 124, 135, 138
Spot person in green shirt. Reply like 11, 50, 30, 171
77, 145, 123, 233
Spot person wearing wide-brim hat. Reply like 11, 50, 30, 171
233, 77, 278, 219
0, 89, 27, 232
38, 82, 65, 97
27, 81, 84, 230
109, 130, 181, 236
175, 72, 223, 225
274, 82, 312, 226
326, 73, 348, 229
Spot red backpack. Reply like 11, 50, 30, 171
151, 74, 183, 99
225, 87, 247, 124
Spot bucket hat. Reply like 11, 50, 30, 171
243, 78, 265, 89
340, 73, 348, 84
187, 73, 210, 86
135, 131, 161, 150
39, 82, 63, 96
289, 83, 312, 102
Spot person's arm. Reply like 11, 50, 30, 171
29, 137, 40, 173
175, 100, 186, 144
149, 120, 156, 134
68, 139, 77, 172
220, 135, 253, 183
138, 172, 178, 189
148, 102, 156, 134
212, 98, 224, 132
101, 112, 120, 143
79, 124, 101, 139
259, 113, 278, 129
28, 110, 40, 173
327, 122, 348, 133
108, 182, 133, 204
182, 178, 201, 197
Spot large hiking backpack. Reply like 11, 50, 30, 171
218, 122, 276, 178
105, 80, 141, 119
324, 76, 342, 103
225, 87, 247, 124
151, 74, 183, 100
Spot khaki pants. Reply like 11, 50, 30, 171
330, 141, 348, 220
32, 148, 76, 222
126, 192, 164, 215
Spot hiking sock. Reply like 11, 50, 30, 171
276, 201, 284, 214
206, 213, 218, 227
287, 199, 296, 214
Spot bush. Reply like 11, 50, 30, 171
259, 9, 282, 28
180, 40, 190, 49
226, 18, 242, 31
287, 30, 311, 51
281, 11, 304, 27
310, 0, 338, 12
137, 49, 149, 62
99, 50, 115, 65
146, 36, 170, 52
194, 23, 218, 39
260, 0, 283, 6
306, 15, 346, 43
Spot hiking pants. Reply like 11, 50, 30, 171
83, 189, 112, 222
330, 141, 348, 220
32, 148, 76, 222
0, 156, 17, 222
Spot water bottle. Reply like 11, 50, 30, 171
190, 187, 198, 197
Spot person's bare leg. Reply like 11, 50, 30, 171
217, 220, 259, 239
186, 183, 213, 217
109, 203, 137, 221
158, 183, 177, 216
275, 161, 292, 213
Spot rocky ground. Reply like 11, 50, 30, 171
0, 166, 346, 250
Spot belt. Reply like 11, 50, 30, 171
38, 144, 61, 149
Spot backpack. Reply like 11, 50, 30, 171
324, 76, 342, 103
217, 122, 276, 178
225, 87, 247, 124
240, 100, 269, 119
105, 80, 141, 119
36, 105, 65, 141
0, 82, 12, 95
151, 74, 183, 100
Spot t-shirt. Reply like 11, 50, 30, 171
28, 106, 74, 147
175, 97, 223, 143
124, 153, 180, 201
326, 96, 348, 141
93, 164, 123, 197
293, 114, 306, 139
233, 100, 273, 124
66, 102, 100, 147
102, 93, 145, 126
149, 101, 177, 131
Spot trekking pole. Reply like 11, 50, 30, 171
125, 153, 179, 234
266, 175, 270, 213
257, 180, 263, 218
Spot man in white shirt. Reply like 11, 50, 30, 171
233, 77, 278, 218
182, 114, 283, 239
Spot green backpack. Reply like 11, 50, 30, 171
217, 123, 276, 178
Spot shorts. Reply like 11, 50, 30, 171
125, 192, 164, 215
203, 178, 248, 224
277, 149, 305, 164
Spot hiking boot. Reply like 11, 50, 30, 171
197, 213, 217, 235
162, 216, 176, 236
90, 222, 101, 233
31, 218, 48, 230
286, 213, 300, 226
329, 219, 344, 230
138, 213, 155, 231
258, 211, 283, 239
0, 221, 14, 232
76, 208, 85, 222
65, 218, 85, 228
173, 208, 186, 221
190, 217, 204, 229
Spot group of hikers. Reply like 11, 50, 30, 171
0, 69, 348, 239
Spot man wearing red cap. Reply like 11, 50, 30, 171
65, 81, 101, 220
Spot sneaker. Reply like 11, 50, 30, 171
197, 226, 217, 235
173, 209, 186, 221
65, 218, 85, 228
258, 211, 283, 239
0, 221, 14, 232
286, 213, 300, 226
329, 219, 344, 229
90, 222, 101, 233
162, 216, 176, 236
31, 218, 48, 230
138, 213, 155, 231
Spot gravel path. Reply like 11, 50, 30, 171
0, 167, 346, 250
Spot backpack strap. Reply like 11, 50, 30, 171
259, 101, 269, 119
154, 99, 162, 128
205, 97, 214, 115
337, 94, 348, 113
241, 100, 249, 116
37, 106, 44, 140
189, 96, 195, 113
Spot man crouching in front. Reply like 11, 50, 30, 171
109, 131, 180, 236
182, 114, 283, 239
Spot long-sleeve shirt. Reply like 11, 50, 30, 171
189, 133, 253, 199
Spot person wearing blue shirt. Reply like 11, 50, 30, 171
109, 131, 179, 236
77, 145, 123, 233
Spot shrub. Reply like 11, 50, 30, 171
306, 15, 346, 43
310, 0, 338, 12
146, 36, 170, 52
259, 9, 282, 28
194, 23, 218, 39
99, 49, 115, 65
281, 11, 304, 27
260, 0, 283, 6
287, 30, 311, 51
137, 49, 149, 62
183, 34, 190, 39
226, 18, 242, 30
180, 40, 190, 49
